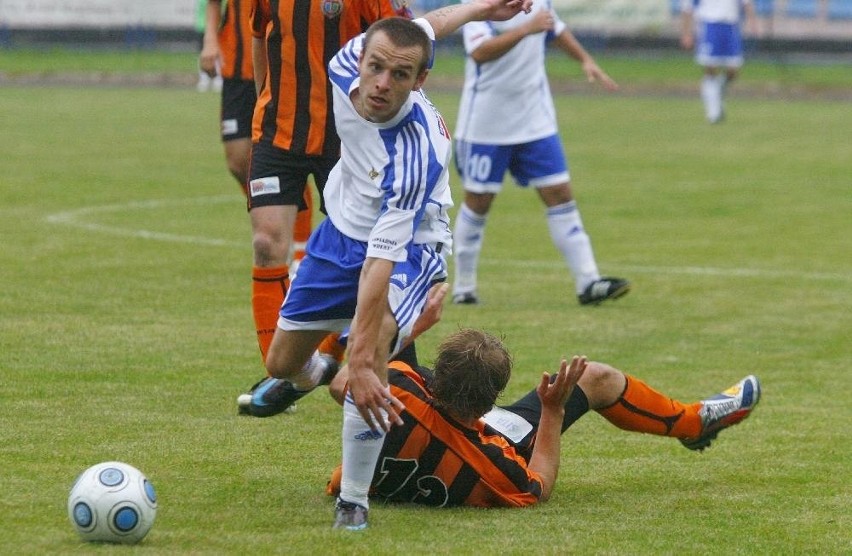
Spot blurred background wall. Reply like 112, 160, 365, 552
0, 0, 849, 50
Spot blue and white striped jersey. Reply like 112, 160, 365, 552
325, 18, 454, 263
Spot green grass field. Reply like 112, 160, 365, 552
1, 48, 851, 554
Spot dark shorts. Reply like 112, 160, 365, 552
220, 78, 256, 142
247, 141, 337, 213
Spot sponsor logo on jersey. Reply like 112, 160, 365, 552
249, 176, 281, 197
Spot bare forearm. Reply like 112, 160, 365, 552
526, 407, 564, 502
347, 258, 393, 376
471, 26, 530, 64
554, 29, 592, 65
424, 3, 493, 39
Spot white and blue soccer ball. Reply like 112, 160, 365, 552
67, 461, 157, 544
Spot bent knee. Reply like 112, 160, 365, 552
578, 362, 625, 409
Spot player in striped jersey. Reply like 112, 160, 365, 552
200, 0, 320, 416
327, 325, 761, 508
261, 0, 536, 529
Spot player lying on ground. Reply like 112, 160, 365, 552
326, 288, 761, 508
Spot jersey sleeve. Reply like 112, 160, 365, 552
551, 7, 567, 36
462, 20, 495, 55
327, 32, 365, 97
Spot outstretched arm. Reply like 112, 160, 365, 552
327, 282, 449, 407
553, 28, 618, 92
424, 0, 533, 40
468, 5, 553, 64
345, 257, 405, 432
527, 355, 588, 502
680, 5, 695, 50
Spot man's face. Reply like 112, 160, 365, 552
357, 30, 428, 123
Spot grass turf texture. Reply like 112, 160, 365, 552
1, 49, 851, 553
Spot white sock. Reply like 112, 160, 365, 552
701, 75, 723, 122
546, 201, 600, 294
288, 352, 328, 391
452, 203, 487, 296
715, 73, 727, 113
340, 396, 386, 508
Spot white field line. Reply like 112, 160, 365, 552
46, 196, 851, 283
45, 195, 244, 248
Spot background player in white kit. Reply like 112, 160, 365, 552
260, 0, 534, 530
451, 0, 630, 307
680, 0, 758, 123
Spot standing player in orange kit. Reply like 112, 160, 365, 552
199, 0, 316, 413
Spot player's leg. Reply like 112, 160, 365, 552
290, 186, 314, 279
514, 136, 629, 305
335, 312, 397, 530
451, 141, 509, 305
222, 137, 251, 196
700, 67, 722, 122
239, 145, 313, 415
336, 244, 446, 529
592, 364, 761, 451
252, 221, 362, 416
219, 78, 256, 195
494, 362, 760, 453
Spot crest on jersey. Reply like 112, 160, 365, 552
322, 0, 343, 19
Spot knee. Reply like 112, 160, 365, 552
463, 192, 493, 215
577, 362, 625, 409
251, 230, 288, 265
538, 183, 573, 207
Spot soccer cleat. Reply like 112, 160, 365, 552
680, 375, 761, 452
236, 355, 339, 417
333, 498, 368, 531
452, 292, 479, 305
578, 277, 631, 306
236, 377, 305, 417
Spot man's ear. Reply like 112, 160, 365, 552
412, 69, 429, 91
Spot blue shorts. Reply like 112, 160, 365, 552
279, 219, 447, 353
696, 21, 744, 68
454, 134, 570, 194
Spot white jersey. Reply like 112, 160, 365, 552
455, 0, 567, 145
682, 0, 749, 23
324, 19, 454, 262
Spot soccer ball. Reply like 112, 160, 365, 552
67, 461, 157, 544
